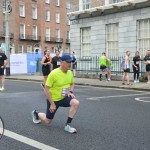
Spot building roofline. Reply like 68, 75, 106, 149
68, 0, 150, 20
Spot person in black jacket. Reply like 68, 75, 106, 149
144, 50, 150, 84
132, 51, 142, 83
0, 47, 8, 91
51, 50, 61, 70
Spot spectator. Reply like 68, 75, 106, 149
107, 58, 113, 81
143, 50, 150, 84
122, 51, 131, 85
132, 51, 142, 83
99, 52, 109, 81
71, 51, 77, 76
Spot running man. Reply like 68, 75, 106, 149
51, 50, 61, 70
32, 54, 80, 133
144, 50, 150, 84
0, 47, 8, 91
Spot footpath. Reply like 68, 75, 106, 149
5, 74, 150, 92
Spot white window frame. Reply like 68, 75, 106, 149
55, 0, 60, 6
32, 25, 37, 40
56, 29, 60, 42
27, 45, 32, 53
82, 0, 91, 10
18, 45, 24, 53
81, 27, 91, 57
3, 0, 6, 13
45, 10, 50, 21
45, 0, 50, 4
67, 31, 70, 40
137, 19, 150, 56
32, 7, 37, 19
67, 17, 70, 25
19, 24, 25, 39
46, 28, 50, 41
56, 13, 60, 23
109, 0, 123, 4
19, 5, 25, 17
56, 29, 60, 38
106, 23, 119, 57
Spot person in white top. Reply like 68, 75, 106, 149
122, 51, 131, 85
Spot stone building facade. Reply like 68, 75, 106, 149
69, 0, 150, 58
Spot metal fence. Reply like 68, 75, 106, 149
36, 56, 146, 77
76, 56, 146, 76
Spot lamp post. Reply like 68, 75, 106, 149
5, 0, 12, 76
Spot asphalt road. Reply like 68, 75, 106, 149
0, 80, 150, 150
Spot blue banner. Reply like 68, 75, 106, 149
27, 53, 43, 73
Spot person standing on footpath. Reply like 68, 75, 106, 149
122, 51, 131, 85
132, 51, 142, 83
99, 52, 109, 81
51, 50, 61, 70
41, 49, 51, 88
107, 58, 113, 81
71, 51, 77, 77
144, 50, 150, 84
0, 47, 8, 91
32, 54, 80, 133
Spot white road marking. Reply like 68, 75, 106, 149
75, 85, 147, 93
87, 93, 149, 100
135, 97, 150, 103
1, 128, 58, 150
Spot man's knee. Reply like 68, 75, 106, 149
70, 99, 80, 107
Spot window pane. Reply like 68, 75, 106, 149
106, 23, 119, 57
137, 19, 150, 56
19, 5, 25, 17
81, 27, 91, 57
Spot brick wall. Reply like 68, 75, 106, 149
0, 0, 70, 53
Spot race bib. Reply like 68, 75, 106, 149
57, 61, 60, 65
136, 61, 139, 64
62, 88, 70, 96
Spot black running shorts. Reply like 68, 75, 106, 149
0, 67, 4, 76
46, 96, 72, 119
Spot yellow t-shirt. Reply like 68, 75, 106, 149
46, 68, 74, 101
100, 56, 107, 66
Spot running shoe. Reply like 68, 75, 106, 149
64, 124, 77, 133
136, 80, 139, 83
0, 87, 5, 91
40, 83, 45, 89
134, 80, 136, 83
31, 110, 41, 124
